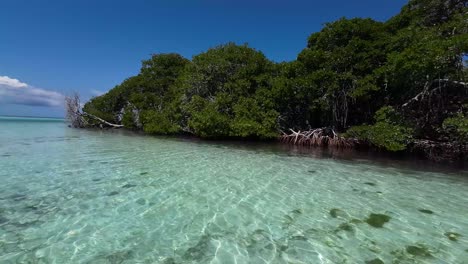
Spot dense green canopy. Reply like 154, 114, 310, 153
84, 0, 467, 150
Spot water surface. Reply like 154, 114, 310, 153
1, 116, 467, 263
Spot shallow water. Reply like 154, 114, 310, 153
1, 116, 467, 264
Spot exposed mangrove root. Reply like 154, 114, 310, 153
280, 128, 355, 148
410, 139, 467, 163
65, 93, 123, 129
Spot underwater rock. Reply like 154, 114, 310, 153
246, 229, 277, 260
107, 191, 119, 196
162, 257, 176, 264
107, 250, 134, 263
365, 258, 384, 264
11, 219, 44, 228
366, 241, 380, 254
291, 208, 303, 215
183, 235, 212, 261
282, 209, 303, 229
336, 222, 354, 232
279, 244, 288, 253
9, 193, 27, 202
406, 245, 432, 257
0, 241, 21, 254
24, 204, 39, 211
92, 250, 134, 263
136, 198, 146, 205
303, 228, 322, 238
250, 229, 270, 241
418, 209, 434, 214
350, 218, 363, 224
365, 213, 391, 228
289, 235, 308, 241
0, 216, 9, 224
329, 208, 347, 218
444, 232, 461, 241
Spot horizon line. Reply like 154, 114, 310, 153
0, 114, 65, 119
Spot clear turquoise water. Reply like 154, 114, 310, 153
1, 116, 467, 264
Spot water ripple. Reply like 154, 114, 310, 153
0, 122, 467, 263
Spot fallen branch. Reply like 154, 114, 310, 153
65, 93, 123, 129
82, 112, 124, 128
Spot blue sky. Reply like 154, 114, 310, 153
0, 0, 408, 117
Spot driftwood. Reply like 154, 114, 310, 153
280, 128, 355, 148
65, 93, 123, 129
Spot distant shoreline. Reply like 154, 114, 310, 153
0, 115, 65, 120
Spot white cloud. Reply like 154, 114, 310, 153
0, 76, 28, 88
0, 76, 64, 107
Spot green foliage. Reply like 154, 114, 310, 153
382, 0, 467, 103
443, 113, 468, 141
182, 43, 279, 139
83, 0, 466, 148
139, 53, 189, 96
347, 123, 413, 151
186, 96, 231, 138
374, 106, 403, 124
346, 107, 413, 151
388, 0, 467, 29
141, 110, 179, 135
296, 18, 388, 129
231, 98, 278, 139
83, 53, 189, 131
121, 108, 137, 129
83, 81, 131, 123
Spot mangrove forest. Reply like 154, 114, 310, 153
73, 0, 468, 162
